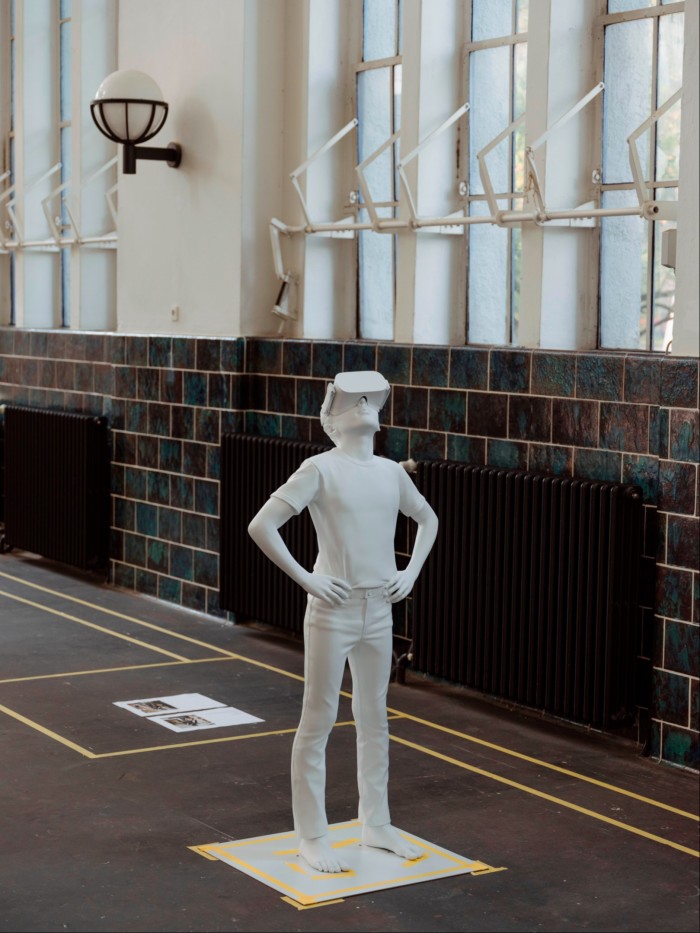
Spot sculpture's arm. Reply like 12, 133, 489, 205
385, 503, 439, 604
248, 497, 351, 605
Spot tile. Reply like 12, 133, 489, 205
576, 354, 624, 401
149, 337, 172, 368
573, 449, 622, 484
171, 405, 195, 440
508, 396, 551, 443
137, 436, 159, 469
649, 407, 670, 458
148, 403, 171, 437
135, 567, 159, 597
195, 408, 220, 444
195, 479, 219, 516
112, 562, 134, 589
158, 576, 182, 604
664, 621, 699, 678
377, 426, 409, 462
280, 415, 310, 441
312, 342, 342, 379
208, 373, 230, 409
268, 376, 296, 414
248, 338, 282, 375
428, 389, 466, 434
221, 410, 244, 435
467, 392, 507, 438
658, 460, 697, 515
196, 339, 221, 372
489, 350, 531, 393
172, 338, 196, 370
161, 370, 183, 404
599, 403, 649, 453
624, 356, 660, 404
449, 347, 489, 391
135, 502, 158, 537
446, 435, 486, 465
148, 470, 171, 506
297, 378, 327, 417
652, 669, 690, 726
392, 386, 429, 430
171, 475, 195, 511
282, 340, 311, 376
409, 430, 446, 461
412, 347, 449, 388
160, 439, 183, 474
245, 411, 280, 436
194, 550, 219, 589
661, 725, 699, 769
531, 352, 576, 398
182, 582, 208, 612
655, 566, 693, 622
552, 399, 598, 448
123, 532, 146, 567
669, 409, 699, 463
29, 331, 48, 358
660, 358, 699, 408
207, 446, 220, 480
529, 444, 572, 476
147, 539, 169, 575
487, 439, 528, 470
622, 455, 659, 505
170, 544, 194, 582
183, 372, 207, 407
343, 342, 377, 372
159, 508, 182, 544
126, 336, 149, 367
114, 366, 136, 399
183, 512, 207, 547
206, 517, 220, 553
665, 516, 700, 570
138, 368, 160, 402
221, 337, 245, 373
124, 466, 147, 501
378, 344, 411, 385
113, 497, 135, 531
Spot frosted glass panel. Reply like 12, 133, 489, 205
472, 0, 513, 42
656, 13, 684, 182
608, 0, 653, 11
603, 19, 653, 183
357, 68, 394, 203
363, 0, 397, 61
468, 201, 509, 345
652, 189, 676, 352
469, 46, 511, 196
60, 21, 72, 122
516, 0, 528, 33
600, 189, 647, 349
359, 207, 394, 340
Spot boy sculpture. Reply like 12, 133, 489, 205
248, 371, 438, 873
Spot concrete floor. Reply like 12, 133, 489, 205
0, 551, 697, 933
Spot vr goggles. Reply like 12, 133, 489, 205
320, 371, 391, 424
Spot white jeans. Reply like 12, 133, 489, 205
291, 591, 394, 839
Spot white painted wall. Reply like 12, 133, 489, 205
116, 0, 247, 336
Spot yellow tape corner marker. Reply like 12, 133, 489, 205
281, 895, 345, 910
187, 845, 219, 861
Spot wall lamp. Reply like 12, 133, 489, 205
90, 69, 182, 175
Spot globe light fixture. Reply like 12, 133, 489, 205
90, 69, 182, 175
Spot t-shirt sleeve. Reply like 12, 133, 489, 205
396, 463, 429, 519
270, 459, 320, 515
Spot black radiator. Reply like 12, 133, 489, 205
219, 433, 328, 634
412, 462, 643, 729
2, 405, 110, 571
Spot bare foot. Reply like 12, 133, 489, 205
298, 836, 350, 873
361, 824, 423, 860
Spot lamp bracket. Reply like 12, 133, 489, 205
123, 142, 182, 174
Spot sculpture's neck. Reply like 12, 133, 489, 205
336, 433, 375, 462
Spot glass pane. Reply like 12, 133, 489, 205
472, 0, 513, 42
511, 225, 522, 343
61, 248, 71, 327
512, 42, 527, 191
60, 0, 72, 18
469, 46, 511, 196
516, 0, 528, 33
60, 21, 72, 122
60, 126, 72, 189
656, 13, 684, 182
397, 0, 403, 53
652, 188, 676, 352
363, 0, 396, 61
600, 189, 648, 349
359, 207, 394, 340
357, 68, 394, 203
603, 19, 653, 183
608, 0, 653, 12
10, 37, 15, 131
468, 201, 509, 344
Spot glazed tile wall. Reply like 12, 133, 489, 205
0, 329, 697, 769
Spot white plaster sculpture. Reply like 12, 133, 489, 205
248, 371, 439, 873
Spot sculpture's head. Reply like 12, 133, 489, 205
320, 371, 391, 445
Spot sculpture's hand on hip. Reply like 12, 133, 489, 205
303, 572, 352, 606
385, 570, 416, 603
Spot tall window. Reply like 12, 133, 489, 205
599, 0, 684, 352
465, 0, 528, 346
59, 0, 72, 327
356, 0, 402, 340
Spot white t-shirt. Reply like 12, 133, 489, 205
271, 448, 429, 588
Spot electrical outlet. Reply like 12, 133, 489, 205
170, 305, 180, 321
